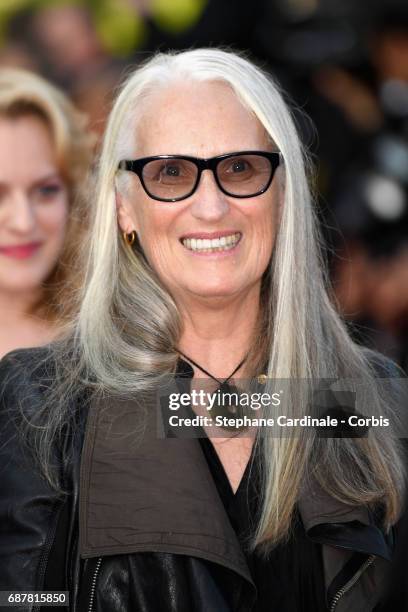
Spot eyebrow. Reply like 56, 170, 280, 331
29, 173, 63, 189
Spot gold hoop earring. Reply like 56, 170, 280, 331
123, 231, 136, 246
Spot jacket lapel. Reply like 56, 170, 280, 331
79, 393, 254, 587
298, 478, 393, 560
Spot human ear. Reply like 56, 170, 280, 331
116, 189, 138, 234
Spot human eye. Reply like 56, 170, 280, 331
219, 155, 255, 181
39, 184, 62, 196
228, 158, 251, 173
162, 163, 182, 178
34, 180, 64, 202
145, 159, 193, 184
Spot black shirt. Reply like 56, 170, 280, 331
199, 437, 328, 612
174, 357, 328, 611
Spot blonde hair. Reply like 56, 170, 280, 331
0, 67, 94, 319
36, 49, 404, 550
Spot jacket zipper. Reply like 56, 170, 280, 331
329, 554, 375, 611
88, 557, 102, 612
32, 500, 64, 612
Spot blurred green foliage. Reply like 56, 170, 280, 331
0, 0, 208, 55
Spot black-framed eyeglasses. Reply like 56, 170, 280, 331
118, 150, 283, 202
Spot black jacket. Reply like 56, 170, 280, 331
0, 348, 400, 612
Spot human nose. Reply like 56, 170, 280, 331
189, 169, 230, 221
5, 191, 37, 234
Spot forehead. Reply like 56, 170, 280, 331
0, 115, 57, 180
135, 80, 270, 158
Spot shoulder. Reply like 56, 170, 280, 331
361, 347, 406, 378
0, 345, 55, 398
0, 346, 61, 449
0, 344, 88, 467
0, 346, 55, 431
361, 348, 407, 414
0, 343, 55, 375
0, 347, 71, 591
0, 346, 65, 472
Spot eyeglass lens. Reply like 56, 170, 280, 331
142, 154, 274, 200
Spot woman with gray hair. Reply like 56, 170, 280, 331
0, 48, 404, 611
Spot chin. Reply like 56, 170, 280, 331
0, 267, 50, 294
1, 277, 45, 291
188, 283, 242, 299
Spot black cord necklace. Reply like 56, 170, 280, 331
177, 350, 247, 429
177, 350, 246, 385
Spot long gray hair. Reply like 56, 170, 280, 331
27, 49, 404, 550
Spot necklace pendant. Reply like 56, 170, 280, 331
210, 382, 248, 431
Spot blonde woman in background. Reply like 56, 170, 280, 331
0, 50, 405, 612
0, 69, 93, 358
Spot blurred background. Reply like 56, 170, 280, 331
1, 0, 407, 371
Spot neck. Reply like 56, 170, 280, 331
0, 289, 58, 359
177, 287, 261, 378
0, 288, 42, 322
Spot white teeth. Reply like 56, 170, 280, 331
181, 233, 241, 252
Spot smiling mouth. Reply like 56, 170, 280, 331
181, 232, 242, 253
0, 242, 42, 259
